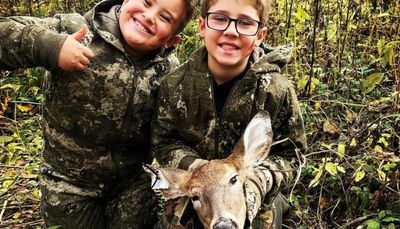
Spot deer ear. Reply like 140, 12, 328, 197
143, 164, 192, 199
239, 111, 273, 167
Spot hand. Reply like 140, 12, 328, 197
58, 24, 94, 71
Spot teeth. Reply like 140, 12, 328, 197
134, 19, 150, 34
221, 44, 236, 50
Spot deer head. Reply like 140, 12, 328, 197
144, 111, 273, 229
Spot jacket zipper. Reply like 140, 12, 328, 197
209, 75, 241, 159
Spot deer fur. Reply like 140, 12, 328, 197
144, 111, 273, 229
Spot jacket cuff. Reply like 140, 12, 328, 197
33, 30, 68, 69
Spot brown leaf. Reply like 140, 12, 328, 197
323, 119, 341, 137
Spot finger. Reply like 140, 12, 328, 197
79, 56, 91, 66
82, 47, 94, 59
74, 62, 86, 71
72, 24, 88, 42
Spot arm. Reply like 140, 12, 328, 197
246, 79, 307, 220
151, 79, 203, 170
0, 16, 68, 70
0, 14, 91, 71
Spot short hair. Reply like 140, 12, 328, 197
176, 0, 196, 33
123, 0, 196, 34
200, 0, 271, 24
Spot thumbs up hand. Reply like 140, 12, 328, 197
58, 24, 94, 71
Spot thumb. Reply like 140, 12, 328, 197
71, 24, 88, 42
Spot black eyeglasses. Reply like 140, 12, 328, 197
206, 12, 262, 36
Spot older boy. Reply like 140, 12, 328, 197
152, 0, 307, 228
0, 0, 194, 228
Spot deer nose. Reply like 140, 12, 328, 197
213, 218, 237, 229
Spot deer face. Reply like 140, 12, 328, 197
187, 160, 247, 228
144, 111, 273, 229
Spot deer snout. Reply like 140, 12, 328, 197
212, 218, 238, 229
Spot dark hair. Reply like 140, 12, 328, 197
177, 0, 196, 33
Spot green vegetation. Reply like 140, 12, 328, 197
0, 0, 399, 228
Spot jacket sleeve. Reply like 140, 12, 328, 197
246, 77, 307, 217
0, 16, 68, 70
151, 78, 201, 169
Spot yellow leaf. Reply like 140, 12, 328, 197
337, 143, 346, 159
374, 145, 383, 153
354, 170, 365, 182
32, 189, 41, 200
295, 7, 310, 22
378, 137, 389, 147
377, 13, 390, 17
323, 119, 340, 136
362, 72, 384, 94
0, 83, 21, 91
350, 138, 357, 147
325, 162, 337, 176
321, 143, 333, 150
13, 212, 22, 219
298, 75, 308, 91
2, 180, 14, 188
337, 165, 346, 174
315, 102, 321, 111
377, 169, 388, 181
16, 103, 33, 112
309, 169, 323, 188
346, 111, 355, 123
0, 136, 14, 143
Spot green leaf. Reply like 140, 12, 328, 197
362, 72, 384, 94
381, 216, 400, 222
378, 210, 386, 220
364, 219, 380, 229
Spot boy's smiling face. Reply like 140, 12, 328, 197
199, 0, 267, 77
119, 0, 184, 57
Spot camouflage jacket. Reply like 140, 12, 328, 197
152, 45, 307, 205
0, 0, 178, 186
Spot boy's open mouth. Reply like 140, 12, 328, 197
134, 18, 153, 35
220, 43, 239, 51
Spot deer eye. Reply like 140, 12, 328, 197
230, 175, 238, 185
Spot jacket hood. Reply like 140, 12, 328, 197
84, 0, 123, 50
249, 43, 293, 73
84, 0, 173, 61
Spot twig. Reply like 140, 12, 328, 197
0, 200, 8, 223
8, 100, 41, 105
341, 213, 377, 228
304, 0, 320, 96
0, 164, 25, 169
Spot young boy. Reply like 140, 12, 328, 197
151, 0, 307, 228
0, 0, 194, 228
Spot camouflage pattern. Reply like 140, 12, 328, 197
0, 0, 179, 228
152, 44, 307, 228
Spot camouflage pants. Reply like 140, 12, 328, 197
155, 193, 290, 229
40, 171, 158, 229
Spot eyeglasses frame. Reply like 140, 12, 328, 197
205, 12, 263, 36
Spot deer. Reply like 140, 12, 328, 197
143, 111, 274, 229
